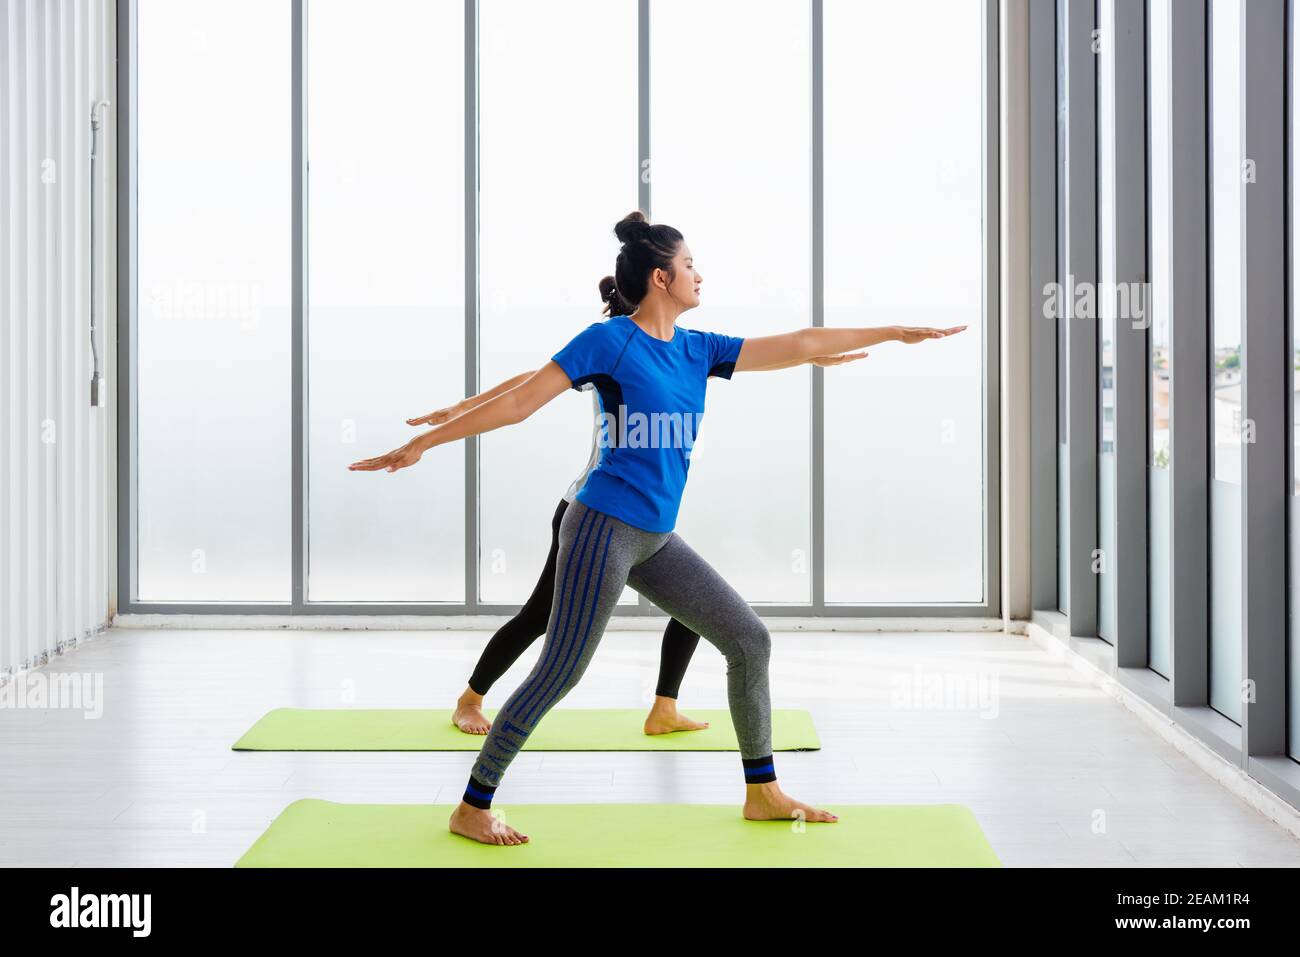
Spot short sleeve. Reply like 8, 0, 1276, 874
705, 330, 746, 380
552, 322, 613, 389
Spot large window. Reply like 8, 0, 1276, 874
136, 0, 292, 601
307, 0, 465, 602
1147, 0, 1172, 678
1211, 0, 1244, 489
1209, 0, 1243, 723
823, 0, 985, 603
654, 0, 812, 604
125, 1, 994, 613
1097, 0, 1118, 643
477, 0, 636, 605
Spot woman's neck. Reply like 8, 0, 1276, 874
627, 303, 679, 342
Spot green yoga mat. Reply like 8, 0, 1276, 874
236, 799, 1000, 868
232, 708, 820, 752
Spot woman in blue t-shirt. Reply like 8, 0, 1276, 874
350, 210, 965, 846
414, 353, 859, 740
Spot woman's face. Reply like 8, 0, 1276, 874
656, 242, 703, 312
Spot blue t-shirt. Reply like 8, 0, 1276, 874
550, 313, 745, 533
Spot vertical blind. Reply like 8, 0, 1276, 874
0, 0, 116, 678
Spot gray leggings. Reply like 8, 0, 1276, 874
463, 499, 775, 805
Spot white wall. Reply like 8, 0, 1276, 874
0, 0, 116, 678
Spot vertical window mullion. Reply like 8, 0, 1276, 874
811, 0, 825, 613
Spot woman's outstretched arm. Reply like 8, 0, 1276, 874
734, 324, 967, 373
348, 362, 571, 473
750, 351, 870, 372
406, 369, 537, 427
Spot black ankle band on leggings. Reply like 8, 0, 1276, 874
742, 755, 777, 784
463, 776, 498, 809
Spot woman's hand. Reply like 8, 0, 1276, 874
896, 325, 967, 344
348, 362, 572, 476
810, 351, 869, 367
404, 370, 536, 428
406, 403, 462, 427
348, 440, 424, 473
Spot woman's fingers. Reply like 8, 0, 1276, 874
348, 453, 394, 471
407, 408, 451, 426
350, 440, 422, 473
901, 324, 967, 343
812, 351, 869, 367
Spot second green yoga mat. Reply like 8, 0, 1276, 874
232, 708, 820, 752
236, 799, 1000, 868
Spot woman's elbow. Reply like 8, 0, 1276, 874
507, 396, 542, 426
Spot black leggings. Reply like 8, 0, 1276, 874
467, 498, 701, 699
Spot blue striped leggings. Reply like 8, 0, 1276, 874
463, 499, 775, 806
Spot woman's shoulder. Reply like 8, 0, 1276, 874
581, 314, 632, 334
673, 322, 732, 345
553, 315, 635, 372
569, 314, 629, 339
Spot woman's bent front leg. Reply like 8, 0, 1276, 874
627, 534, 838, 825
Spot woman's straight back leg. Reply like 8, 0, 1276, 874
460, 501, 667, 809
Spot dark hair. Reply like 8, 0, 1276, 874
598, 210, 684, 318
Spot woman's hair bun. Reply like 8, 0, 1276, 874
613, 210, 651, 245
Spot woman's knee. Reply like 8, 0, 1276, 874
728, 616, 770, 666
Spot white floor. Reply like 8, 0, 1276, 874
1, 626, 1299, 867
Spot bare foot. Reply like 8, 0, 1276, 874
643, 695, 711, 735
452, 689, 491, 735
448, 801, 529, 845
743, 781, 838, 823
